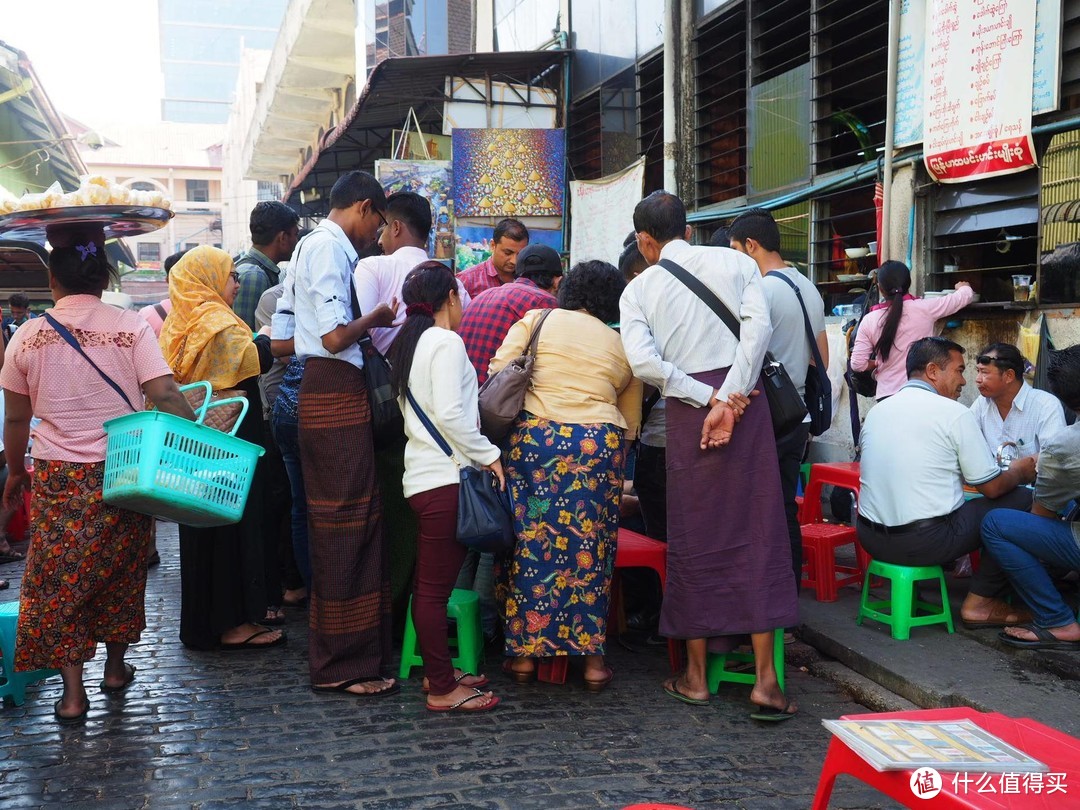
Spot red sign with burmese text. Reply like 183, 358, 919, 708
924, 0, 1037, 183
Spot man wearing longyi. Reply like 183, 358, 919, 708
857, 336, 1037, 629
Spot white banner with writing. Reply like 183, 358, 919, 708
569, 158, 645, 268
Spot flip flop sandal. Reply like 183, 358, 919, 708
998, 623, 1080, 651
219, 628, 287, 651
99, 663, 137, 694
312, 678, 401, 697
583, 666, 614, 693
263, 607, 287, 626
54, 698, 90, 725
501, 659, 536, 684
663, 679, 709, 706
750, 699, 798, 722
426, 688, 500, 713
0, 550, 25, 564
422, 672, 490, 693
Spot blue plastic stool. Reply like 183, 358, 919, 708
0, 600, 59, 706
705, 628, 785, 693
398, 588, 484, 679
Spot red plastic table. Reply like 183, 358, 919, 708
812, 707, 1080, 809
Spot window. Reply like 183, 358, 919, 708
130, 181, 157, 192
694, 3, 747, 206
1038, 130, 1080, 305
1061, 1, 1080, 111
137, 243, 161, 264
186, 180, 209, 202
810, 185, 876, 310
257, 181, 282, 202
184, 242, 199, 251
568, 91, 603, 182
931, 172, 1039, 306
811, 0, 889, 174
636, 53, 665, 195
568, 70, 637, 182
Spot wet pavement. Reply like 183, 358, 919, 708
0, 522, 897, 809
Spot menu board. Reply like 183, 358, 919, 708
923, 0, 1037, 183
894, 0, 1060, 149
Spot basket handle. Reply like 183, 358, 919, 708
198, 396, 249, 437
178, 381, 213, 420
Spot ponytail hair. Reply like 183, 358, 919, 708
48, 243, 117, 294
386, 260, 456, 396
873, 260, 911, 362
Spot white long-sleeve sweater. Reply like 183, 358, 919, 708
401, 327, 501, 499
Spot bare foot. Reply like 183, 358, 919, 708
750, 684, 798, 716
422, 669, 488, 691
318, 677, 397, 695
220, 623, 283, 646
426, 684, 497, 710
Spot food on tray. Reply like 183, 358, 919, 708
5, 174, 172, 213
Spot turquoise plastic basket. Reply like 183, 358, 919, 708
102, 385, 265, 528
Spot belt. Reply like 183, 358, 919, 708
857, 514, 949, 535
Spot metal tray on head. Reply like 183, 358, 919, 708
0, 205, 173, 240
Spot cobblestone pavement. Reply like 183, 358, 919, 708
0, 523, 899, 809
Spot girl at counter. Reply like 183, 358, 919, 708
850, 261, 973, 400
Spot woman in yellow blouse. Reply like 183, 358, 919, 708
491, 260, 641, 691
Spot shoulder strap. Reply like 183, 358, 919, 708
348, 263, 381, 354
525, 308, 554, 356
765, 270, 827, 371
43, 313, 138, 412
405, 387, 454, 459
658, 258, 741, 340
153, 302, 168, 321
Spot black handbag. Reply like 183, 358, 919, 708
765, 271, 833, 436
659, 259, 807, 437
350, 276, 405, 448
404, 388, 515, 553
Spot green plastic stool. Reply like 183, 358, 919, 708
856, 560, 955, 640
706, 628, 785, 693
0, 601, 59, 706
398, 588, 483, 679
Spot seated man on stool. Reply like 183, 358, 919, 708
857, 336, 1037, 629
983, 344, 1080, 651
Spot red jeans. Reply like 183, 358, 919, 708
407, 484, 467, 696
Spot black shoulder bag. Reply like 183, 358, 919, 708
765, 271, 833, 436
659, 259, 807, 438
349, 270, 405, 450
405, 388, 515, 553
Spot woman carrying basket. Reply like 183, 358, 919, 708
1, 235, 195, 723
159, 246, 279, 652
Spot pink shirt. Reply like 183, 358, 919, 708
0, 294, 173, 462
850, 286, 974, 399
138, 298, 172, 337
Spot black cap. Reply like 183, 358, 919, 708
514, 244, 563, 279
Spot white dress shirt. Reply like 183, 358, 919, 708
969, 381, 1066, 458
353, 245, 471, 356
860, 380, 1001, 526
272, 220, 362, 369
620, 239, 773, 406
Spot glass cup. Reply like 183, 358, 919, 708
1011, 274, 1032, 302
867, 241, 877, 255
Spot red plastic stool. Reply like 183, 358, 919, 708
800, 464, 868, 602
536, 656, 569, 684
614, 528, 682, 673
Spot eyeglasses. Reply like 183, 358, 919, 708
228, 272, 240, 283
375, 208, 388, 228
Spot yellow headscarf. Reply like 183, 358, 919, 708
159, 245, 261, 390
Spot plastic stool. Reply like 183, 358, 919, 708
706, 628, 785, 693
398, 588, 483, 679
856, 561, 955, 640
0, 601, 59, 706
537, 656, 569, 684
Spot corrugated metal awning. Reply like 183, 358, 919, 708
1041, 199, 1080, 223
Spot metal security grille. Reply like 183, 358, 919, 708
637, 52, 665, 194
693, 3, 747, 207
749, 0, 809, 84
811, 0, 889, 174
1063, 0, 1080, 108
568, 90, 603, 182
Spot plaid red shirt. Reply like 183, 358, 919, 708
456, 258, 505, 299
458, 278, 557, 384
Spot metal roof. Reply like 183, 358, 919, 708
0, 41, 86, 193
285, 50, 568, 216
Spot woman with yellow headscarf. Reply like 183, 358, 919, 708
160, 246, 283, 652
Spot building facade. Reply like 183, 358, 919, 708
159, 0, 288, 124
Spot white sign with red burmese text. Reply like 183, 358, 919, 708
924, 0, 1037, 183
